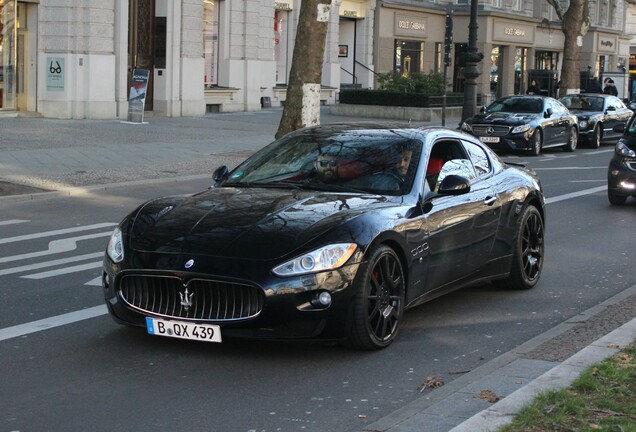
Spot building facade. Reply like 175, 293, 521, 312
0, 0, 632, 119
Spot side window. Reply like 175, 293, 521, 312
463, 141, 491, 177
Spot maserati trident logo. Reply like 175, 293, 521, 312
180, 287, 194, 311
486, 127, 495, 135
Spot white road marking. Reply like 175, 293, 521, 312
569, 180, 605, 183
0, 252, 103, 276
582, 149, 614, 155
85, 276, 102, 286
0, 305, 107, 342
0, 219, 29, 226
0, 222, 116, 245
545, 186, 606, 204
22, 261, 103, 279
0, 232, 110, 264
0, 184, 613, 342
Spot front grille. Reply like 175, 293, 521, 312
471, 125, 511, 137
119, 274, 264, 321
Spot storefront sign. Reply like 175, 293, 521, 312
275, 1, 292, 10
46, 57, 65, 91
493, 21, 533, 43
597, 35, 617, 53
395, 14, 427, 37
126, 69, 150, 123
339, 0, 365, 18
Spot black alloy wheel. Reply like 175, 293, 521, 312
563, 127, 577, 152
591, 124, 602, 149
494, 205, 544, 290
347, 245, 405, 350
529, 129, 542, 156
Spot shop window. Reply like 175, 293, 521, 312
204, 1, 219, 87
434, 42, 442, 73
275, 9, 290, 85
394, 40, 424, 76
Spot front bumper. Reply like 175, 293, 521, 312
608, 156, 636, 197
102, 251, 364, 342
472, 132, 535, 152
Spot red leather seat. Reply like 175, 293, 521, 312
426, 157, 444, 175
337, 160, 371, 180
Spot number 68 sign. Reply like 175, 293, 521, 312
46, 57, 65, 91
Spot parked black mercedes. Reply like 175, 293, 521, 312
103, 124, 546, 349
608, 114, 636, 205
559, 93, 632, 148
460, 95, 578, 156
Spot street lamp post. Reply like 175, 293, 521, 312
461, 0, 484, 123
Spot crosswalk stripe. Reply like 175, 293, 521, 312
0, 305, 108, 342
85, 276, 102, 286
22, 261, 103, 279
0, 219, 29, 226
0, 252, 103, 277
0, 232, 111, 264
0, 222, 116, 245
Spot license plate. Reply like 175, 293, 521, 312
146, 317, 222, 343
480, 136, 500, 143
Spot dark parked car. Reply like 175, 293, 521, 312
460, 95, 578, 156
559, 93, 632, 148
608, 115, 636, 205
103, 124, 546, 349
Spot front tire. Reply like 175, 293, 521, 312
563, 127, 577, 152
608, 190, 627, 206
529, 129, 542, 156
494, 205, 544, 290
591, 124, 602, 149
346, 245, 405, 350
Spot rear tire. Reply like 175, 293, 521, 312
494, 205, 544, 290
346, 245, 405, 350
563, 127, 577, 152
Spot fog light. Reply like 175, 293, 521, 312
311, 291, 332, 308
619, 181, 636, 190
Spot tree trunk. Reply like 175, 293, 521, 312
275, 0, 332, 139
557, 0, 586, 98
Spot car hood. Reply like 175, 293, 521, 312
567, 109, 600, 120
127, 187, 393, 260
469, 112, 538, 125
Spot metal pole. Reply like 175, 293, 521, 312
461, 0, 483, 122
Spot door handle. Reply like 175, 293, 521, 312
484, 196, 497, 206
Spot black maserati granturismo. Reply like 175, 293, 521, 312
103, 124, 546, 349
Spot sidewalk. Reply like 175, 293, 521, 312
1, 107, 634, 432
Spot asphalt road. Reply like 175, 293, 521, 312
1, 146, 635, 432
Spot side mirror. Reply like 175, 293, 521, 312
438, 175, 471, 196
212, 166, 230, 186
606, 106, 616, 112
613, 124, 626, 134
480, 106, 487, 114
544, 107, 553, 118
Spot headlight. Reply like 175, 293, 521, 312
460, 122, 472, 132
578, 120, 588, 129
272, 243, 357, 276
616, 142, 636, 157
511, 124, 531, 134
107, 227, 124, 263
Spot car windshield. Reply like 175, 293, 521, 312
223, 128, 422, 196
486, 97, 543, 114
559, 95, 604, 112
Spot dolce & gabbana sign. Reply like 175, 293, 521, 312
493, 20, 533, 43
395, 14, 427, 37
